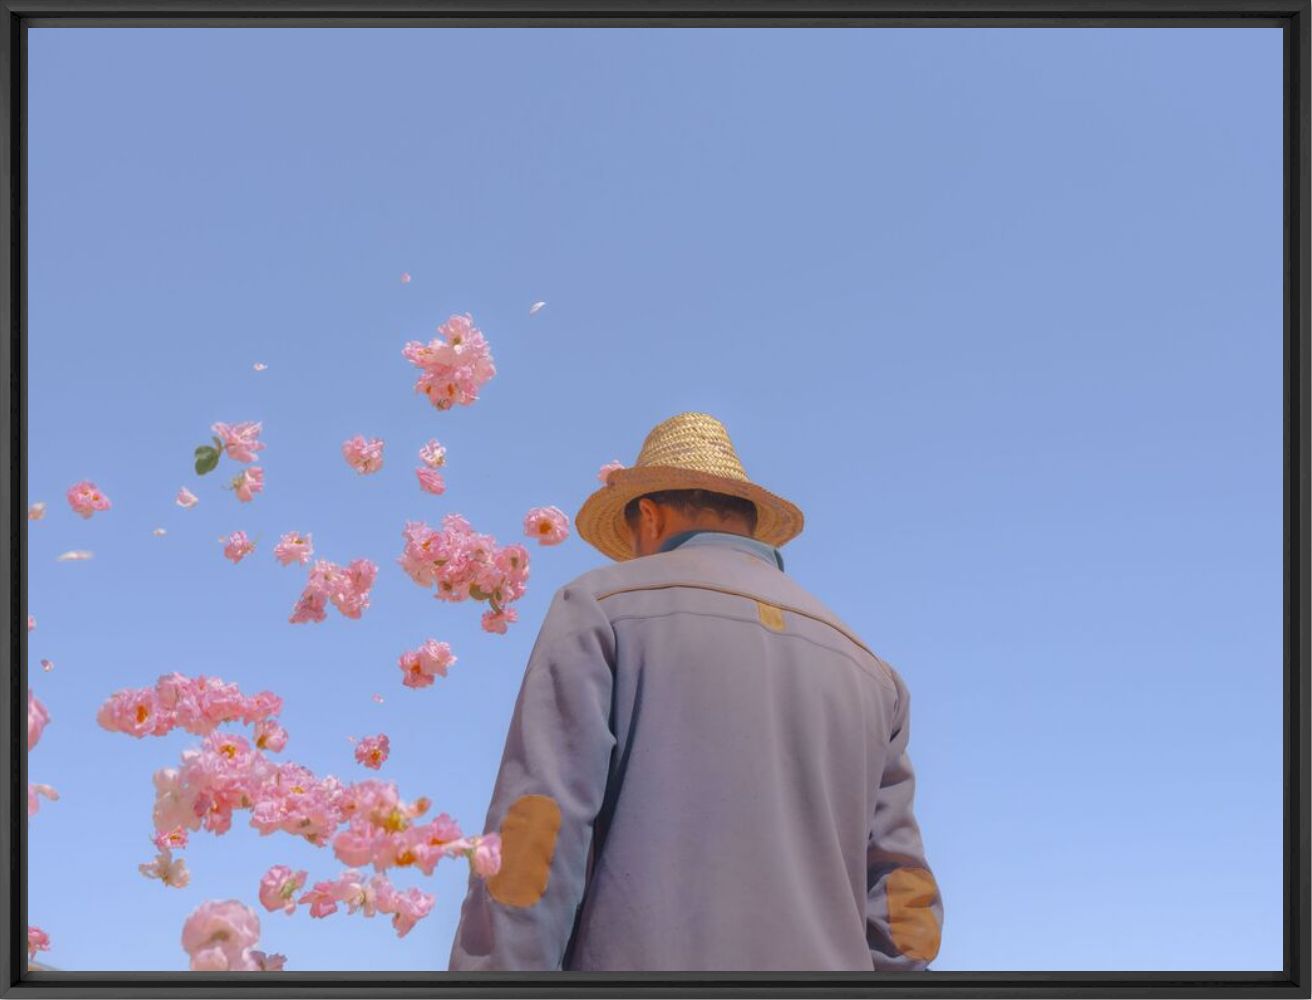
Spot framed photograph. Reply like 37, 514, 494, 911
6, 1, 1307, 996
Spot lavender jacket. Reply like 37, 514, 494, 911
447, 531, 944, 972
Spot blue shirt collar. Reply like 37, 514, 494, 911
657, 529, 785, 572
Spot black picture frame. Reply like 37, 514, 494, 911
3, 1, 1307, 996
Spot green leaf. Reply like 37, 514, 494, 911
194, 446, 220, 475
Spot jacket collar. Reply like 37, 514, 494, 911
657, 529, 785, 572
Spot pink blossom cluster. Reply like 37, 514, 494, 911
259, 865, 309, 915
298, 869, 435, 938
524, 505, 570, 546
398, 514, 529, 633
212, 421, 265, 463
181, 899, 284, 971
397, 638, 457, 689
139, 843, 190, 889
273, 531, 313, 566
27, 926, 50, 964
66, 480, 111, 519
230, 466, 264, 502
401, 312, 496, 412
96, 673, 283, 740
342, 435, 385, 475
223, 530, 255, 563
289, 557, 378, 623
354, 734, 390, 770
415, 439, 447, 495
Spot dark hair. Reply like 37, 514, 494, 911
623, 488, 759, 534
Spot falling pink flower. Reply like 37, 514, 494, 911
176, 487, 199, 509
415, 466, 445, 495
371, 693, 384, 704
66, 480, 110, 519
400, 272, 412, 284
55, 550, 93, 561
28, 692, 49, 751
342, 435, 384, 475
481, 606, 518, 634
27, 501, 45, 521
232, 466, 264, 502
289, 557, 378, 624
354, 734, 390, 770
27, 927, 50, 963
598, 459, 625, 484
259, 865, 308, 915
27, 783, 58, 818
402, 312, 497, 413
222, 531, 255, 564
253, 362, 268, 372
154, 826, 189, 851
273, 531, 313, 566
181, 899, 263, 971
468, 832, 503, 878
212, 421, 265, 464
398, 639, 456, 689
39, 659, 53, 672
152, 528, 167, 537
27, 614, 34, 631
418, 439, 446, 468
139, 845, 190, 888
524, 505, 570, 546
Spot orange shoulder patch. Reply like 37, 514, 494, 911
487, 794, 562, 908
886, 866, 942, 961
756, 601, 786, 631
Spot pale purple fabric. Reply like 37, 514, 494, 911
448, 540, 943, 971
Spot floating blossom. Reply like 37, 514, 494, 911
232, 466, 264, 502
402, 312, 497, 413
27, 783, 58, 818
415, 467, 445, 495
273, 531, 313, 567
27, 614, 34, 631
28, 501, 45, 520
371, 693, 384, 704
28, 692, 49, 751
27, 927, 50, 963
153, 527, 167, 536
139, 845, 190, 888
253, 362, 268, 372
481, 606, 518, 635
176, 487, 199, 508
55, 550, 93, 561
398, 639, 456, 689
181, 900, 263, 971
524, 505, 570, 546
299, 870, 435, 939
289, 557, 377, 624
342, 435, 384, 475
97, 672, 283, 741
66, 480, 110, 519
398, 518, 530, 632
418, 439, 446, 468
598, 459, 625, 485
222, 531, 255, 564
39, 659, 53, 672
154, 826, 189, 851
529, 301, 546, 315
212, 421, 265, 464
259, 865, 308, 915
354, 734, 390, 770
400, 272, 411, 284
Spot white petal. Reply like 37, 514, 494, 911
55, 550, 93, 561
528, 301, 546, 315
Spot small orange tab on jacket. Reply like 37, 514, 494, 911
756, 601, 786, 631
488, 794, 561, 908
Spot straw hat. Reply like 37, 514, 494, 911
575, 411, 804, 562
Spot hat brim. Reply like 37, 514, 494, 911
574, 466, 804, 562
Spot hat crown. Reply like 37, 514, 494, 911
633, 412, 749, 483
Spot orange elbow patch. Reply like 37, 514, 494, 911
886, 866, 942, 961
487, 794, 562, 908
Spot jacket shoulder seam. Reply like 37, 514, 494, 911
595, 580, 894, 687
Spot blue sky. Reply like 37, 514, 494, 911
24, 25, 1282, 972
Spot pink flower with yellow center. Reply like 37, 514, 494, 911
66, 480, 110, 519
342, 435, 384, 475
523, 505, 570, 546
354, 734, 390, 770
